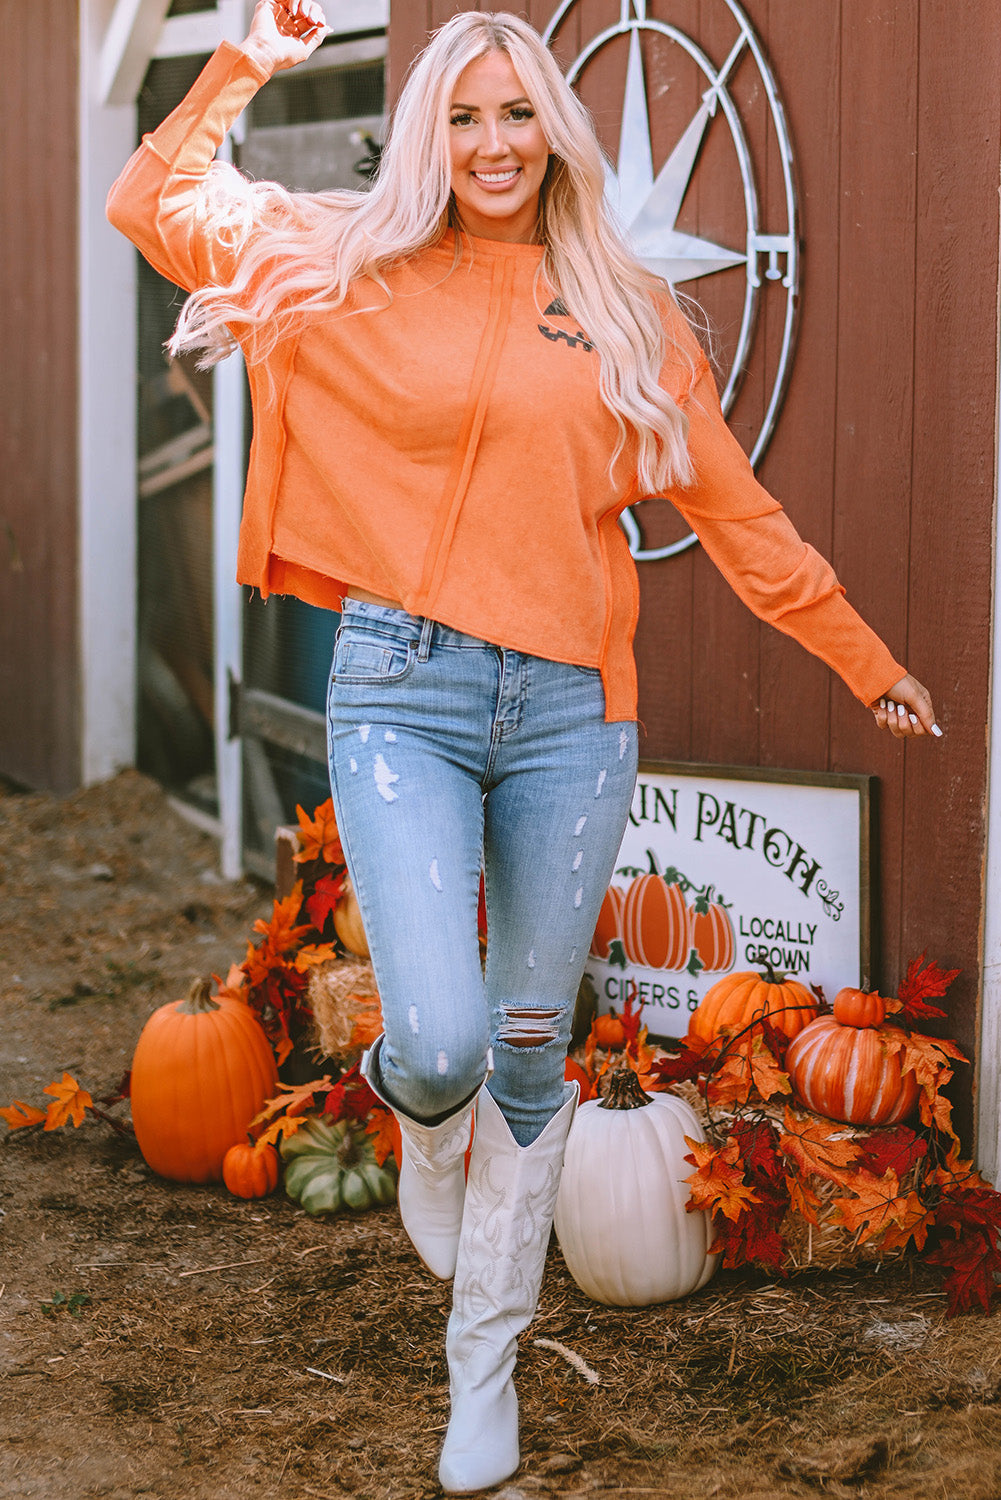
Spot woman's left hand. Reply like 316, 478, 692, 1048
870, 674, 942, 739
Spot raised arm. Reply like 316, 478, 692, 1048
663, 344, 941, 740
105, 2, 327, 291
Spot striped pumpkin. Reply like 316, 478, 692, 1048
785, 1014, 919, 1126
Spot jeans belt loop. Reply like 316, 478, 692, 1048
417, 615, 434, 663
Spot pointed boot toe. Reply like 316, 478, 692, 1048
438, 1377, 519, 1494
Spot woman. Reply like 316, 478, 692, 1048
108, 2, 939, 1490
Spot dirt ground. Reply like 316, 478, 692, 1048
2, 771, 1001, 1500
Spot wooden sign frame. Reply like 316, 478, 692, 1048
585, 760, 876, 1043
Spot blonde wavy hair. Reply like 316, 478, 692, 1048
170, 10, 696, 492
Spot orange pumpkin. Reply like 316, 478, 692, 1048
334, 876, 370, 958
785, 1013, 919, 1126
564, 1055, 593, 1103
130, 978, 279, 1183
620, 873, 690, 970
688, 966, 818, 1049
832, 986, 886, 1029
590, 885, 625, 959
691, 891, 736, 974
223, 1140, 281, 1198
591, 1012, 628, 1049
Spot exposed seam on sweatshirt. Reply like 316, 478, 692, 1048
417, 256, 516, 609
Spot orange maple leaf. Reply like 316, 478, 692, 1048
785, 1172, 823, 1227
581, 1028, 617, 1094
214, 963, 249, 1001
293, 942, 341, 973
0, 1099, 48, 1131
294, 799, 344, 865
704, 1029, 788, 1108
256, 1110, 312, 1151
706, 1037, 755, 1108
927, 1143, 985, 1193
779, 1108, 862, 1185
365, 1106, 403, 1168
747, 1033, 792, 1102
878, 1191, 936, 1254
919, 1083, 959, 1141
348, 1002, 383, 1053
831, 1168, 904, 1242
251, 884, 312, 958
894, 1030, 967, 1142
898, 1029, 967, 1089
613, 1029, 667, 1093
42, 1074, 93, 1130
684, 1135, 761, 1222
250, 1076, 334, 1135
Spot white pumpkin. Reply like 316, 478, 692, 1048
554, 1068, 718, 1306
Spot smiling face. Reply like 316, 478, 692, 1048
448, 50, 551, 244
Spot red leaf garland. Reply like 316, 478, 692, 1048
663, 956, 1001, 1314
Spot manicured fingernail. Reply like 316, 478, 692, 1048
909, 713, 918, 724
932, 723, 943, 738
897, 703, 907, 716
879, 698, 887, 710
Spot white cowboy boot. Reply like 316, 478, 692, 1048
438, 1083, 578, 1495
360, 1036, 488, 1280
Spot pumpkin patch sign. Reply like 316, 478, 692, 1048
586, 763, 874, 1042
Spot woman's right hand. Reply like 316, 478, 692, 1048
242, 0, 328, 76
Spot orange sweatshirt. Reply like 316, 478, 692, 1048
106, 42, 905, 722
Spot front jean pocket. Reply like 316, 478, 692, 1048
332, 631, 415, 684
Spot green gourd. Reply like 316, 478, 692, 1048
280, 1115, 397, 1216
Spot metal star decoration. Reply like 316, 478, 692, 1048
606, 27, 746, 287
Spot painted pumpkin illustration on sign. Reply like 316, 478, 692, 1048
689, 886, 736, 974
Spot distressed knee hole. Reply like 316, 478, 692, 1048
497, 1007, 560, 1048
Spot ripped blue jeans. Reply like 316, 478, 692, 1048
326, 599, 638, 1145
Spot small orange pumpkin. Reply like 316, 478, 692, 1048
334, 876, 370, 958
832, 986, 886, 1029
591, 1011, 628, 1049
688, 966, 817, 1049
130, 978, 278, 1183
223, 1140, 281, 1198
785, 1014, 919, 1126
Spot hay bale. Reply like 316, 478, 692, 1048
308, 958, 380, 1062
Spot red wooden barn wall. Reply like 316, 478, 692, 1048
388, 1, 1001, 1142
0, 11, 80, 791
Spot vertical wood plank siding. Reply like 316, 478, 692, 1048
0, 13, 80, 790
389, 3, 999, 1138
